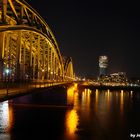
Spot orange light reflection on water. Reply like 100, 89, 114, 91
83, 89, 91, 108
65, 109, 79, 135
67, 83, 78, 106
105, 89, 111, 109
120, 90, 124, 114
95, 89, 99, 110
65, 85, 79, 139
67, 86, 74, 106
8, 102, 14, 132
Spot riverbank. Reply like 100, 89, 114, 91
78, 84, 140, 91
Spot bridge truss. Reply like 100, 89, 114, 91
0, 0, 75, 82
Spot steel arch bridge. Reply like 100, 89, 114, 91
0, 0, 75, 82
64, 57, 75, 81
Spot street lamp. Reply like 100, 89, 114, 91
5, 68, 10, 96
5, 69, 10, 75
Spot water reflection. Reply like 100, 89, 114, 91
65, 85, 79, 140
120, 90, 124, 114
65, 87, 92, 139
105, 89, 111, 109
65, 87, 139, 140
81, 89, 91, 108
0, 101, 13, 140
95, 89, 99, 110
67, 86, 74, 106
0, 101, 9, 133
65, 110, 79, 137
0, 86, 140, 140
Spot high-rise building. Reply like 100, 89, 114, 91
99, 55, 108, 76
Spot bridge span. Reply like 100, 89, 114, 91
0, 81, 75, 102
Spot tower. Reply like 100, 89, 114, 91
99, 55, 108, 76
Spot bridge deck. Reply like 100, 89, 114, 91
0, 82, 72, 102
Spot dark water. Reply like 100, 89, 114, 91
0, 86, 140, 140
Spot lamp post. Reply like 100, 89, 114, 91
5, 68, 10, 96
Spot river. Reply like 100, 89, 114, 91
0, 85, 140, 140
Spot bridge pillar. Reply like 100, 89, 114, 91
47, 45, 49, 80
42, 41, 45, 80
36, 35, 40, 80
4, 32, 10, 81
29, 32, 33, 80
22, 42, 26, 81
0, 32, 5, 81
15, 31, 22, 82
32, 54, 36, 80
47, 47, 51, 80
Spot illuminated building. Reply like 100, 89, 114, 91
99, 55, 108, 76
110, 72, 127, 83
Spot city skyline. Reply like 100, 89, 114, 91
28, 0, 140, 78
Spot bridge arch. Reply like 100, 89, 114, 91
0, 0, 65, 81
64, 57, 75, 81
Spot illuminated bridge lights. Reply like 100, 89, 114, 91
0, 0, 75, 82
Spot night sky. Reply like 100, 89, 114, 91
27, 0, 140, 78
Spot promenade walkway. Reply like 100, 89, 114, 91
0, 81, 70, 102
0, 86, 35, 100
